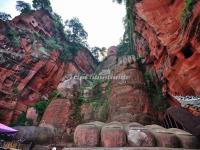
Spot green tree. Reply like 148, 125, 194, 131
65, 17, 88, 46
0, 12, 11, 21
34, 100, 49, 121
52, 13, 66, 40
117, 17, 134, 56
113, 0, 136, 55
113, 0, 123, 4
100, 47, 106, 57
32, 0, 52, 12
181, 0, 197, 27
16, 1, 32, 14
91, 47, 100, 60
117, 39, 130, 56
45, 38, 62, 50
6, 28, 20, 48
91, 47, 106, 60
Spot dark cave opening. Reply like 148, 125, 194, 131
181, 43, 194, 59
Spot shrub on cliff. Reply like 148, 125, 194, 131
117, 38, 133, 56
181, 0, 197, 27
0, 12, 11, 21
6, 27, 20, 48
112, 0, 123, 4
32, 0, 52, 12
13, 0, 92, 63
65, 17, 88, 47
16, 1, 32, 14
113, 0, 136, 56
60, 43, 73, 61
45, 38, 62, 50
11, 112, 33, 126
34, 100, 50, 121
33, 90, 62, 122
144, 72, 169, 111
52, 13, 66, 40
90, 47, 106, 60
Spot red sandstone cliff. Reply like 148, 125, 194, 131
0, 10, 97, 124
133, 0, 200, 115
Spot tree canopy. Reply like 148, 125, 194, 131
13, 0, 103, 61
91, 47, 106, 60
0, 12, 11, 21
32, 0, 52, 12
16, 1, 32, 14
113, 0, 135, 55
113, 0, 123, 4
65, 17, 88, 47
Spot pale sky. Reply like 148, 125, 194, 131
0, 0, 126, 48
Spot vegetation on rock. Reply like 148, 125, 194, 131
11, 91, 62, 126
90, 47, 106, 60
181, 0, 197, 27
115, 0, 169, 112
11, 112, 33, 126
65, 17, 88, 47
45, 38, 63, 51
33, 90, 62, 122
144, 72, 169, 111
0, 12, 11, 21
32, 0, 52, 12
6, 27, 20, 48
0, 0, 101, 63
16, 1, 32, 14
74, 79, 110, 122
113, 0, 135, 56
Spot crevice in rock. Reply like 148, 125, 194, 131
181, 43, 194, 59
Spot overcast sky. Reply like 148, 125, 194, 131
0, 0, 126, 48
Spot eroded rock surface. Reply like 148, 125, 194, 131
73, 121, 200, 148
0, 10, 96, 124
101, 122, 126, 147
108, 56, 153, 124
74, 122, 104, 147
168, 128, 200, 149
150, 128, 181, 148
134, 0, 200, 115
14, 126, 57, 144
40, 99, 72, 130
126, 127, 156, 147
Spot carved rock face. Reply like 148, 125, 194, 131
126, 127, 156, 147
134, 0, 200, 98
107, 46, 117, 56
151, 129, 181, 148
57, 78, 80, 99
40, 99, 72, 130
26, 107, 38, 125
74, 50, 96, 74
80, 103, 93, 121
74, 124, 100, 147
108, 56, 153, 124
168, 128, 200, 149
101, 122, 126, 147
73, 121, 200, 148
0, 11, 96, 125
